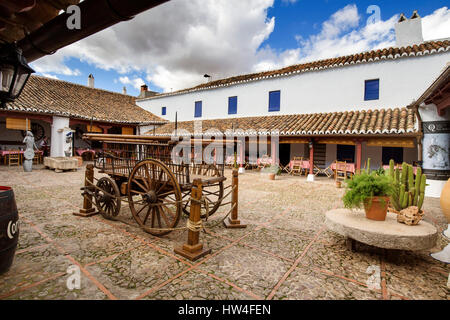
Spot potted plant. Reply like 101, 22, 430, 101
343, 170, 394, 221
263, 164, 281, 180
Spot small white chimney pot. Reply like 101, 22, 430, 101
87, 74, 95, 88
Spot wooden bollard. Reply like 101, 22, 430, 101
74, 164, 98, 217
224, 169, 246, 228
174, 179, 211, 261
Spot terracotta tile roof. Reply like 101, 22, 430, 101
138, 39, 450, 100
149, 107, 418, 136
6, 75, 166, 125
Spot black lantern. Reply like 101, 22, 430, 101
0, 43, 35, 108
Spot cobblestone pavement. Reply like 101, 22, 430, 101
0, 164, 448, 300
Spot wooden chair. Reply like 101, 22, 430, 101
8, 153, 20, 166
334, 160, 348, 182
33, 152, 41, 164
290, 157, 303, 176
321, 164, 334, 178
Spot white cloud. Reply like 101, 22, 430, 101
295, 5, 398, 63
30, 2, 450, 93
422, 7, 450, 41
41, 73, 59, 80
118, 76, 145, 90
32, 53, 81, 76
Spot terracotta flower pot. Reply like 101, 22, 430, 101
441, 178, 450, 224
336, 181, 342, 188
363, 196, 389, 221
269, 173, 275, 180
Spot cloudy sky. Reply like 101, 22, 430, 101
31, 0, 450, 96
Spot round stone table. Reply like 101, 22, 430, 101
325, 209, 438, 251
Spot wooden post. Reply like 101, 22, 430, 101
239, 140, 244, 169
271, 138, 276, 165
174, 179, 211, 261
74, 164, 98, 217
356, 140, 362, 174
224, 169, 246, 228
306, 140, 314, 179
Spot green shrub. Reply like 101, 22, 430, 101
343, 171, 394, 209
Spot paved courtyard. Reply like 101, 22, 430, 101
0, 163, 449, 300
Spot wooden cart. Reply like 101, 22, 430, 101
82, 134, 226, 236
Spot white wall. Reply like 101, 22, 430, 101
290, 143, 306, 158
138, 125, 157, 135
419, 102, 450, 122
137, 53, 449, 123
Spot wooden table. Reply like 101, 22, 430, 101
330, 162, 356, 174
0, 150, 43, 165
288, 159, 310, 175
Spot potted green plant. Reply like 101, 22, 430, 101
263, 164, 281, 180
343, 170, 394, 221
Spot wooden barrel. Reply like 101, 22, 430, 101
0, 186, 19, 274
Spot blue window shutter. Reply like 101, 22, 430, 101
161, 107, 166, 115
194, 101, 202, 118
364, 79, 379, 101
269, 91, 280, 112
228, 96, 237, 114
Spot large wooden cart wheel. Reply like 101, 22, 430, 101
127, 159, 182, 236
94, 177, 121, 220
183, 164, 224, 218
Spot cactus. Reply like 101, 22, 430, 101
389, 159, 395, 179
395, 167, 400, 183
414, 167, 422, 205
389, 160, 426, 211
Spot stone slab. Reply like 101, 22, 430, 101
44, 157, 78, 171
325, 209, 438, 251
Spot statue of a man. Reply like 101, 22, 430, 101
23, 131, 38, 172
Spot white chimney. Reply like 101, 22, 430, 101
87, 74, 94, 88
395, 10, 424, 47
122, 86, 127, 95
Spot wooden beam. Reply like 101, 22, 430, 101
317, 138, 356, 145
366, 138, 416, 148
280, 137, 309, 144
0, 0, 36, 13
0, 111, 53, 123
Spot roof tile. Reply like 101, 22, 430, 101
6, 76, 166, 125
149, 107, 417, 136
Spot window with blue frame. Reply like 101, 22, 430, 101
228, 96, 237, 115
194, 101, 202, 118
161, 106, 166, 115
364, 79, 379, 101
268, 90, 280, 112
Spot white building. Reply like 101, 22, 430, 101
136, 12, 450, 197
